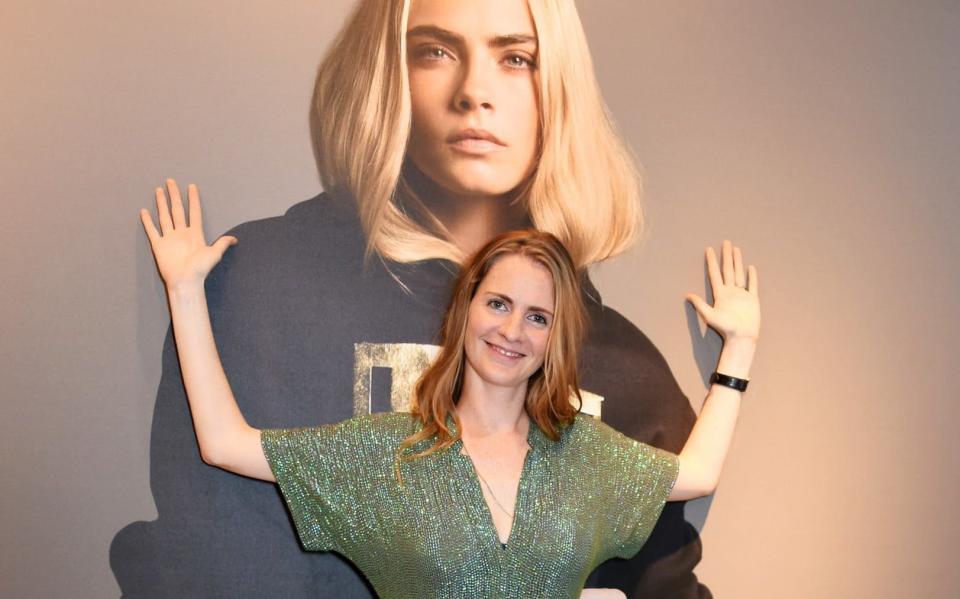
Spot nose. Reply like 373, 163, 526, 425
453, 52, 493, 112
498, 311, 524, 343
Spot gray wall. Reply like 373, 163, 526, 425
1, 1, 957, 597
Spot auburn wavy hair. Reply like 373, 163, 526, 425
394, 230, 587, 483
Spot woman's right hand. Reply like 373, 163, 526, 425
140, 179, 237, 292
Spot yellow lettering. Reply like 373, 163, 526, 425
352, 342, 603, 418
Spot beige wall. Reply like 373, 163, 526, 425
1, 1, 957, 597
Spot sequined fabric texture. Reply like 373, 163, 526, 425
261, 411, 679, 599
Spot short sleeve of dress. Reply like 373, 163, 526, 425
594, 421, 680, 560
261, 413, 414, 557
260, 422, 358, 554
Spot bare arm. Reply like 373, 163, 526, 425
140, 179, 273, 482
669, 240, 761, 501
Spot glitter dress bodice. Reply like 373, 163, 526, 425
261, 411, 678, 598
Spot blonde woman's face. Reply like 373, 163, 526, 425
406, 0, 540, 202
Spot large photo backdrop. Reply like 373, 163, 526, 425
1, 1, 957, 597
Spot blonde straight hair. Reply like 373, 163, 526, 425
312, 0, 646, 269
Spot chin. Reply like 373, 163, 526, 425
476, 364, 536, 390
442, 167, 523, 197
466, 359, 529, 392
479, 377, 529, 393
447, 180, 515, 198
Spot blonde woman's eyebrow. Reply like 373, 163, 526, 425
406, 25, 537, 49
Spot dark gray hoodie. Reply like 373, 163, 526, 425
111, 189, 710, 598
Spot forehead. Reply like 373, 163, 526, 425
408, 0, 536, 40
478, 254, 555, 306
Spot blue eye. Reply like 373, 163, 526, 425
528, 313, 549, 326
488, 299, 507, 311
416, 45, 453, 61
505, 54, 536, 69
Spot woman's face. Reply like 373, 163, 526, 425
463, 254, 554, 394
406, 0, 540, 201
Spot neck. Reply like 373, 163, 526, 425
455, 373, 529, 440
402, 161, 532, 258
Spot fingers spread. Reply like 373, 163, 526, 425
155, 186, 173, 234
721, 240, 734, 285
140, 208, 160, 244
167, 179, 187, 228
686, 293, 705, 310
685, 293, 713, 329
706, 246, 722, 299
733, 246, 745, 287
212, 235, 238, 257
188, 183, 202, 229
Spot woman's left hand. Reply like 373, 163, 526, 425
685, 239, 761, 343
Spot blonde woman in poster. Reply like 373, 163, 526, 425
113, 0, 743, 596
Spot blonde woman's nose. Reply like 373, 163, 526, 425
454, 55, 494, 111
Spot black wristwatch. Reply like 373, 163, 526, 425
710, 371, 749, 392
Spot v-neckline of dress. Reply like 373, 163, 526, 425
458, 441, 534, 549
448, 416, 541, 551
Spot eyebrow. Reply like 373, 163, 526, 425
484, 292, 554, 317
406, 25, 537, 49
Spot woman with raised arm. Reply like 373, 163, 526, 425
114, 1, 730, 597
139, 185, 760, 598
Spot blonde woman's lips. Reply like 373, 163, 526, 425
448, 128, 505, 155
449, 138, 504, 155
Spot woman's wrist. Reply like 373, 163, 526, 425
715, 336, 757, 381
166, 279, 207, 303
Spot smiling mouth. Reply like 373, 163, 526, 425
486, 341, 525, 358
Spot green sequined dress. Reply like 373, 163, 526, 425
261, 411, 679, 599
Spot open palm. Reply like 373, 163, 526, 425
139, 179, 237, 290
685, 240, 761, 342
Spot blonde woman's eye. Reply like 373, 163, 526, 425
417, 45, 452, 61
505, 54, 535, 69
